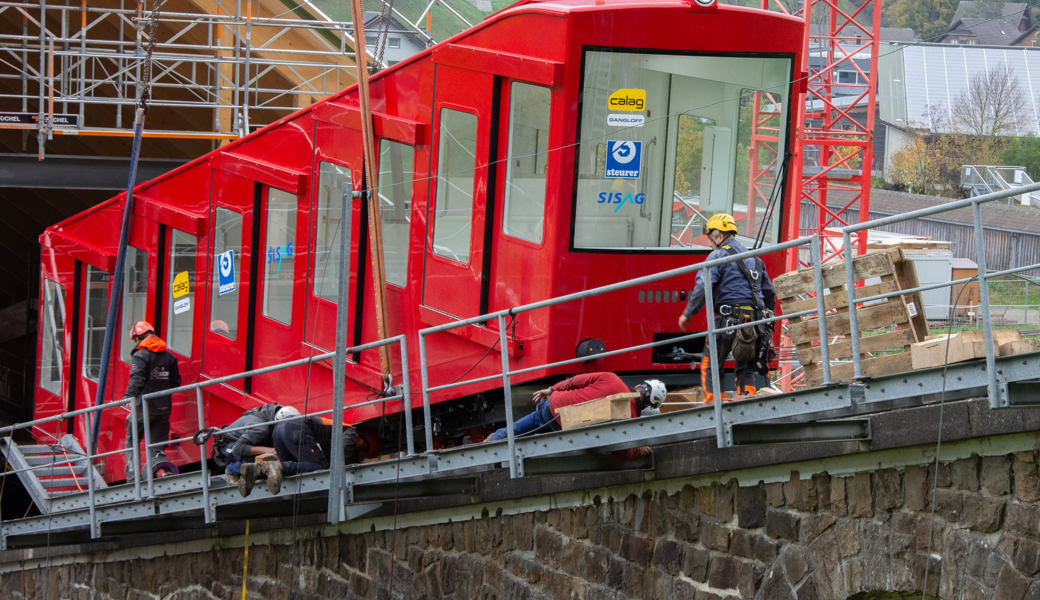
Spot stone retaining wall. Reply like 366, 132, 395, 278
7, 450, 1040, 599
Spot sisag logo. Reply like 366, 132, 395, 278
607, 89, 646, 112
598, 191, 646, 213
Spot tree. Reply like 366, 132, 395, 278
882, 0, 958, 42
951, 65, 1026, 136
889, 136, 942, 194
1000, 135, 1040, 181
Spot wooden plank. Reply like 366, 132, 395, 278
773, 249, 900, 298
557, 392, 637, 430
781, 279, 901, 315
889, 250, 929, 342
787, 301, 911, 344
804, 352, 910, 385
797, 328, 917, 365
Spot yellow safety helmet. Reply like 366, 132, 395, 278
703, 213, 738, 235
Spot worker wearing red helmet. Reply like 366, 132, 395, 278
123, 320, 182, 480
678, 213, 776, 401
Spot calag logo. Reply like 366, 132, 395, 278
608, 89, 646, 112
605, 140, 641, 178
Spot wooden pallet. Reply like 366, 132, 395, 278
774, 248, 929, 386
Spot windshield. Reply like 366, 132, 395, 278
573, 49, 793, 251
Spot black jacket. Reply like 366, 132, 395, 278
125, 335, 182, 415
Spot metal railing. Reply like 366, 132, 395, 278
4, 182, 1040, 543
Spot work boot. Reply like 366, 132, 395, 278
263, 460, 283, 495
239, 462, 257, 497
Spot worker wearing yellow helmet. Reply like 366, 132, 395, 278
677, 213, 777, 401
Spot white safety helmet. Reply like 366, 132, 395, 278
275, 406, 301, 421
640, 379, 667, 408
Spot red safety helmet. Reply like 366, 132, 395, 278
129, 320, 154, 339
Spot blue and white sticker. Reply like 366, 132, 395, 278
605, 140, 642, 179
217, 249, 236, 296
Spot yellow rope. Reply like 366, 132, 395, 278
241, 519, 250, 600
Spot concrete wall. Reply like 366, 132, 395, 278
6, 440, 1040, 599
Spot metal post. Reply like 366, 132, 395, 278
419, 332, 434, 454
142, 397, 154, 498
498, 315, 519, 477
973, 201, 1001, 407
85, 413, 98, 539
811, 237, 831, 383
328, 182, 352, 523
398, 336, 414, 456
704, 266, 727, 448
129, 397, 141, 499
196, 388, 213, 523
844, 230, 862, 378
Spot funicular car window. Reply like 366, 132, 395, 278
82, 266, 109, 381
314, 161, 352, 302
40, 279, 65, 394
503, 82, 550, 244
120, 247, 148, 363
378, 140, 413, 287
573, 49, 791, 250
433, 108, 477, 263
166, 230, 197, 355
263, 188, 297, 324
210, 208, 242, 339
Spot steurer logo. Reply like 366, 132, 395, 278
607, 89, 646, 112
605, 140, 642, 179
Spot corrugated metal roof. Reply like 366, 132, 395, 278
878, 43, 1040, 135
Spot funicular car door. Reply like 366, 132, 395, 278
35, 251, 78, 440
203, 168, 257, 393
422, 66, 495, 320
250, 180, 310, 402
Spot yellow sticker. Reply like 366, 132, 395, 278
608, 88, 646, 112
172, 271, 190, 298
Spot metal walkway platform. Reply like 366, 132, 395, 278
4, 350, 1039, 549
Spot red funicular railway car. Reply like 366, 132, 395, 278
34, 0, 805, 480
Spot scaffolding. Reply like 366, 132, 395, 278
0, 0, 367, 156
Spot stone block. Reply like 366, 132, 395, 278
652, 539, 684, 575
707, 554, 742, 590
873, 468, 903, 511
717, 480, 737, 523
804, 513, 837, 543
785, 473, 818, 512
934, 461, 952, 488
1028, 581, 1040, 600
582, 545, 611, 582
766, 508, 801, 541
963, 493, 1004, 533
751, 534, 779, 564
782, 546, 809, 583
559, 539, 583, 576
843, 557, 864, 595
700, 518, 732, 552
698, 485, 716, 515
766, 481, 785, 508
951, 455, 980, 491
794, 576, 819, 600
835, 519, 861, 557
1013, 536, 1040, 577
933, 488, 965, 523
828, 476, 848, 515
683, 544, 710, 581
760, 565, 796, 600
995, 563, 1031, 600
669, 508, 700, 543
534, 527, 564, 567
1014, 453, 1040, 502
981, 455, 1012, 496
730, 529, 752, 558
620, 532, 655, 565
736, 484, 767, 528
1006, 502, 1040, 538
513, 514, 535, 552
846, 472, 873, 517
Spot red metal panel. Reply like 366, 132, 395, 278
432, 44, 564, 86
209, 152, 307, 195
313, 102, 428, 146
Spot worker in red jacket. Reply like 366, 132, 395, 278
123, 321, 181, 480
489, 372, 666, 441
